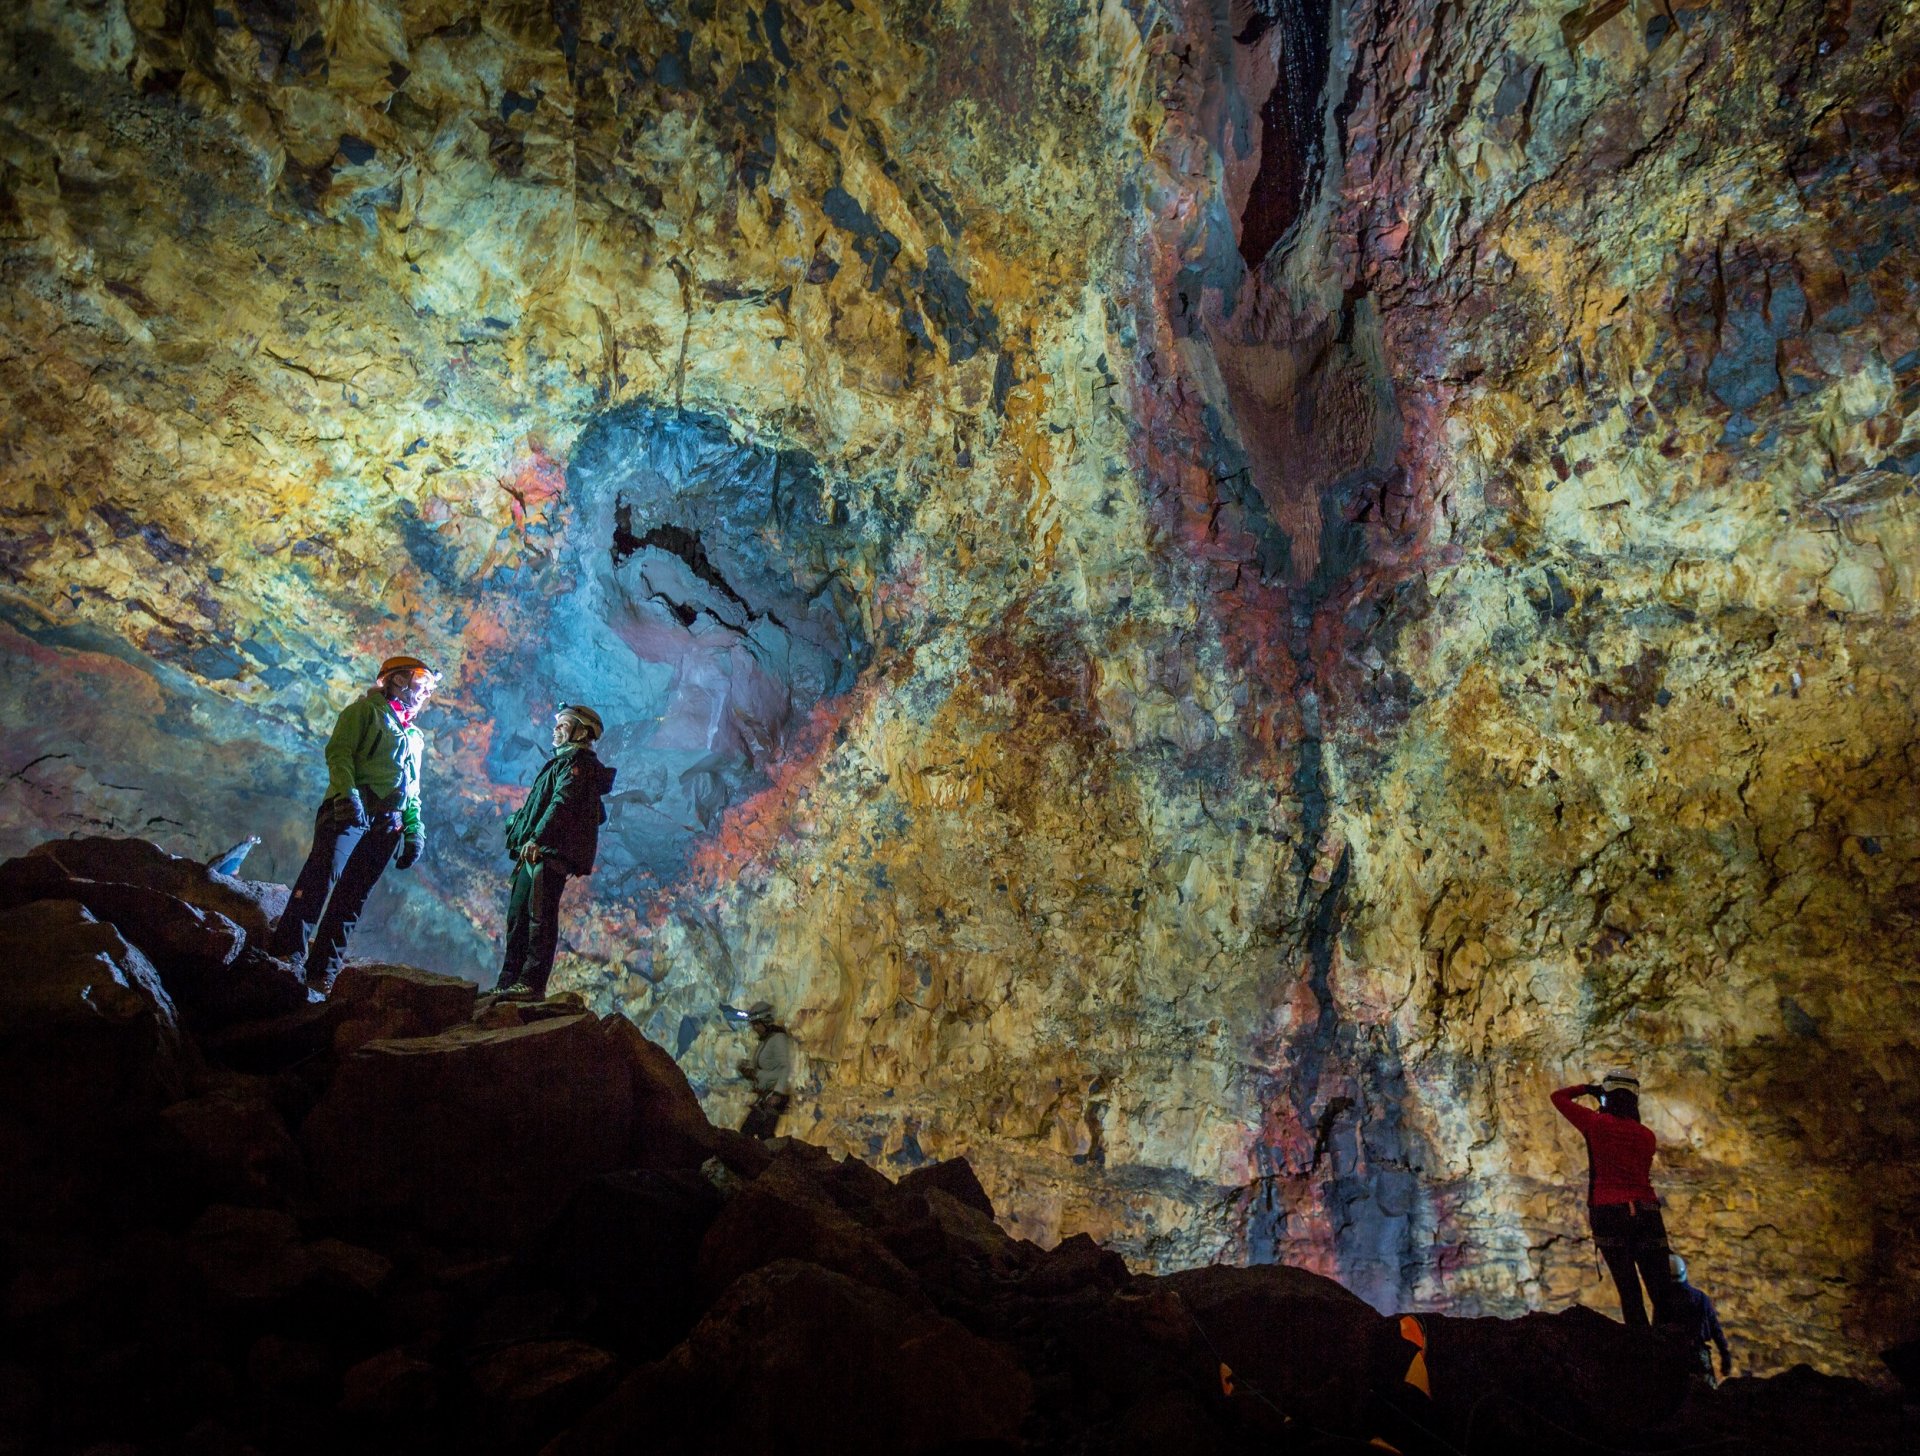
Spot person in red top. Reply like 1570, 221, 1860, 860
1552, 1069, 1675, 1328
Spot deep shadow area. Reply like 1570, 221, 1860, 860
0, 835, 1908, 1455
1237, 0, 1334, 268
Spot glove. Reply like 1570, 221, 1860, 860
324, 790, 367, 830
395, 831, 424, 870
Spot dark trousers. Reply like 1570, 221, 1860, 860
741, 1092, 789, 1140
500, 859, 569, 993
1590, 1201, 1674, 1328
268, 808, 401, 989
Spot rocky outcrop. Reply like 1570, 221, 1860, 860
0, 896, 181, 1148
301, 1008, 732, 1242
1, 849, 1906, 1453
328, 961, 479, 1051
0, 837, 305, 1025
0, 0, 1916, 1380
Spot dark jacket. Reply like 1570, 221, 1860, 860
1675, 1283, 1731, 1366
505, 745, 617, 874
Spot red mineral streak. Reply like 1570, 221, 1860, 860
1121, 88, 1463, 1281
685, 675, 878, 882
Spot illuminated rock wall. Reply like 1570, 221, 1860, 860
0, 0, 1915, 1376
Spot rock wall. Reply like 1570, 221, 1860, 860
0, 0, 1915, 1377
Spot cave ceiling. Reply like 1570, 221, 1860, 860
1, 0, 1917, 1377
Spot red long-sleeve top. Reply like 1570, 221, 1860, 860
1552, 1085, 1659, 1206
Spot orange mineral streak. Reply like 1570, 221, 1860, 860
459, 601, 520, 657
999, 369, 1061, 548
685, 661, 898, 884
0, 619, 165, 710
445, 719, 520, 812
501, 444, 566, 529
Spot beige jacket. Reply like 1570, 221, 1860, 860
748, 1028, 793, 1097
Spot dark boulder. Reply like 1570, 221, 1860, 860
1409, 1303, 1691, 1448
174, 945, 311, 1027
1881, 1336, 1919, 1398
1157, 1263, 1386, 1438
468, 1338, 618, 1443
696, 1149, 923, 1305
339, 1346, 439, 1418
898, 1157, 997, 1220
0, 900, 183, 1182
554, 1259, 1033, 1456
881, 1183, 1035, 1306
533, 1169, 725, 1356
1684, 1364, 1909, 1455
1022, 1231, 1130, 1298
0, 849, 305, 1026
1030, 1280, 1237, 1453
600, 1014, 754, 1173
181, 1205, 391, 1309
14, 837, 286, 943
328, 963, 478, 1053
301, 1014, 640, 1244
181, 1205, 310, 1306
245, 1333, 339, 1405
198, 1000, 343, 1074
0, 868, 242, 966
142, 1082, 308, 1215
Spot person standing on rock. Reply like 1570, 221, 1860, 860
1668, 1255, 1733, 1383
738, 1001, 793, 1139
1551, 1069, 1676, 1328
496, 703, 617, 997
269, 655, 438, 991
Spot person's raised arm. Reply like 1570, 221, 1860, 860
1551, 1083, 1603, 1132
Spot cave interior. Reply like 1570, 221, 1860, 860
1, 0, 1918, 1450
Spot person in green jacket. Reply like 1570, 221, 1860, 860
269, 654, 437, 989
497, 703, 617, 996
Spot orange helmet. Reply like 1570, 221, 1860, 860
376, 654, 439, 684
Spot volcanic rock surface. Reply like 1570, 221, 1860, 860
0, 846, 1908, 1454
0, 0, 1917, 1383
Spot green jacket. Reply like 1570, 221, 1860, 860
323, 690, 426, 835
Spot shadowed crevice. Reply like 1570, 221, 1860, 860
1238, 0, 1334, 268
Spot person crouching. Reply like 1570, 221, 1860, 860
737, 1001, 793, 1139
497, 703, 617, 997
269, 654, 438, 991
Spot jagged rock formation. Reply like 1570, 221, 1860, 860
0, 0, 1916, 1380
0, 837, 1908, 1453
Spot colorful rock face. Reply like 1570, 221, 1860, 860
0, 0, 1915, 1377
